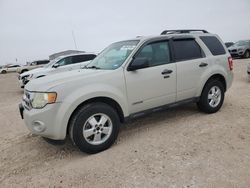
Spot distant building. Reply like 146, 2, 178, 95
49, 50, 85, 60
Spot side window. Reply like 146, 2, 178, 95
173, 39, 203, 61
72, 55, 96, 64
135, 41, 171, 67
200, 36, 226, 56
57, 57, 72, 66
37, 61, 49, 65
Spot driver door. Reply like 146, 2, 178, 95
125, 40, 177, 114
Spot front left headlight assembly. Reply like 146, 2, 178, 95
30, 92, 57, 109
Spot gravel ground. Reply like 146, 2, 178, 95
0, 59, 250, 188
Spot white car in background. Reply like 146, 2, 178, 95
18, 53, 96, 88
0, 64, 21, 74
17, 60, 50, 74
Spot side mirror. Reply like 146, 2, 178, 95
52, 63, 60, 68
128, 57, 149, 71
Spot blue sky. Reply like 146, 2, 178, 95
0, 0, 249, 65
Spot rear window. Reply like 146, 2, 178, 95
36, 60, 49, 65
200, 36, 226, 56
173, 39, 203, 61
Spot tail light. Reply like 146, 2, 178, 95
228, 57, 233, 71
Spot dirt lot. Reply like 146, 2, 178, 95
0, 59, 250, 188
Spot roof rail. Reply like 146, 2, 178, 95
161, 29, 209, 35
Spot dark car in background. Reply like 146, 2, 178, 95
228, 40, 250, 58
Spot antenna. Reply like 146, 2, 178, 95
71, 30, 78, 50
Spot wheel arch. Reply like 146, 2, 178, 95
66, 96, 125, 135
21, 69, 29, 74
201, 74, 227, 94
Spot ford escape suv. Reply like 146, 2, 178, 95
19, 30, 233, 154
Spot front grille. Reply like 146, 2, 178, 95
232, 49, 237, 53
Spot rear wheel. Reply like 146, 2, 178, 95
197, 79, 225, 113
69, 102, 120, 154
1, 70, 7, 74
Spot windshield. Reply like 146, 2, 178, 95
44, 57, 62, 68
86, 40, 139, 70
234, 40, 250, 46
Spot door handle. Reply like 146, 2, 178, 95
161, 69, 173, 75
199, 62, 208, 67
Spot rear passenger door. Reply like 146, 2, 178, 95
173, 38, 209, 101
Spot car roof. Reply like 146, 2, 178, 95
128, 32, 217, 43
61, 52, 97, 58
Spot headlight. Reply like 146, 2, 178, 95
30, 92, 57, 109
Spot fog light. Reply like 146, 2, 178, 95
32, 121, 46, 132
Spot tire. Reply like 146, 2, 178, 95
69, 102, 120, 154
243, 50, 250, 59
1, 70, 7, 74
197, 79, 225, 114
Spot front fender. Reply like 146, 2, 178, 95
55, 84, 128, 140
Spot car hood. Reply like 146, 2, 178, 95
228, 45, 247, 50
20, 67, 48, 77
25, 68, 110, 91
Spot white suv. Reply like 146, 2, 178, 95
18, 53, 96, 88
19, 30, 233, 154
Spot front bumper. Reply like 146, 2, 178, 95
229, 50, 244, 57
18, 78, 25, 88
19, 102, 64, 140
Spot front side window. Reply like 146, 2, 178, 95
86, 40, 139, 70
135, 41, 171, 67
56, 56, 72, 66
173, 39, 203, 61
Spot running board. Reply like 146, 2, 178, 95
125, 97, 199, 122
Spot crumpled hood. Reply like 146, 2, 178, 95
20, 67, 48, 77
25, 68, 108, 91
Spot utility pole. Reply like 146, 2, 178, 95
72, 30, 78, 50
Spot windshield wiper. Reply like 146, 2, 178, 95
86, 65, 101, 69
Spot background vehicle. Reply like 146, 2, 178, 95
20, 30, 233, 154
18, 53, 96, 88
17, 60, 49, 74
228, 40, 250, 58
225, 42, 234, 48
0, 64, 21, 74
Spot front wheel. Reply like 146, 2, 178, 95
197, 80, 225, 114
69, 102, 120, 154
243, 50, 250, 59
